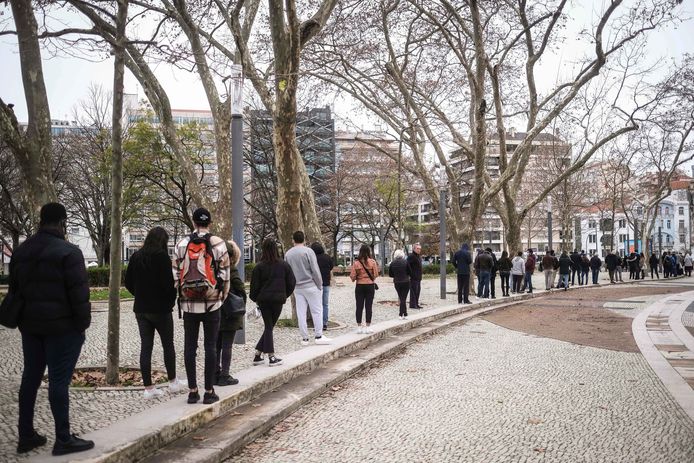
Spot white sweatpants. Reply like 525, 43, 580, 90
295, 286, 324, 340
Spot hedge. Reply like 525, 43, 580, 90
0, 274, 8, 285
422, 263, 456, 275
87, 266, 127, 287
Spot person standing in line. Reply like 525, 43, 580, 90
558, 251, 572, 290
350, 244, 380, 333
579, 253, 590, 285
649, 252, 660, 279
215, 240, 246, 386
589, 252, 602, 284
407, 243, 424, 309
615, 254, 624, 282
638, 252, 646, 279
175, 208, 230, 405
12, 203, 94, 456
684, 252, 693, 277
285, 231, 331, 345
604, 250, 619, 284
511, 251, 525, 294
542, 251, 555, 291
486, 247, 498, 299
662, 252, 671, 278
496, 251, 512, 297
570, 249, 581, 286
627, 252, 638, 280
310, 242, 334, 331
475, 249, 493, 298
250, 238, 296, 367
452, 243, 473, 304
389, 249, 411, 319
521, 249, 536, 293
125, 226, 187, 399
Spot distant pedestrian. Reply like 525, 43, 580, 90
605, 250, 619, 283
12, 203, 94, 456
649, 252, 660, 279
250, 238, 296, 367
511, 251, 525, 294
627, 252, 638, 279
497, 251, 512, 297
685, 253, 693, 277
558, 251, 572, 290
589, 253, 602, 284
615, 255, 624, 282
486, 247, 498, 298
285, 231, 331, 345
474, 249, 493, 298
542, 251, 555, 291
579, 253, 590, 285
452, 243, 473, 304
310, 242, 334, 331
125, 226, 186, 399
215, 240, 246, 386
570, 249, 581, 286
176, 207, 230, 405
350, 244, 380, 333
389, 249, 411, 319
663, 252, 671, 278
407, 243, 423, 309
521, 249, 536, 293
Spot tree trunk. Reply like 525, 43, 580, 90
106, 0, 128, 385
506, 221, 522, 256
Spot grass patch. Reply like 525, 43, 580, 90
275, 317, 299, 328
90, 288, 133, 301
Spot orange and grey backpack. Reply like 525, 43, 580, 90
179, 233, 222, 307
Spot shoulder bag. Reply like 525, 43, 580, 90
359, 260, 379, 290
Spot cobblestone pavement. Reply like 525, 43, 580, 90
231, 318, 694, 463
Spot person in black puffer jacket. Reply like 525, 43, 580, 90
11, 203, 94, 456
250, 238, 296, 366
214, 240, 246, 386
389, 249, 411, 319
407, 244, 423, 309
125, 226, 185, 399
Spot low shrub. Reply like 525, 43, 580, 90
87, 266, 127, 287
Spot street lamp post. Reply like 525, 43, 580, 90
230, 64, 245, 344
437, 166, 447, 300
547, 196, 553, 251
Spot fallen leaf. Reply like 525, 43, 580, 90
230, 411, 243, 416
251, 403, 262, 408
578, 382, 585, 386
598, 405, 608, 410
527, 418, 544, 425
533, 447, 546, 453
331, 385, 342, 391
192, 436, 207, 441
497, 400, 504, 404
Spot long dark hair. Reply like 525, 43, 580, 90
357, 244, 371, 264
260, 238, 280, 264
142, 227, 169, 255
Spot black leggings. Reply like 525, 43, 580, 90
500, 273, 510, 295
394, 282, 410, 316
216, 330, 236, 377
136, 312, 176, 387
183, 310, 220, 391
255, 303, 283, 354
512, 274, 523, 293
355, 284, 375, 324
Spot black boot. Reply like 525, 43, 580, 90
17, 431, 47, 454
52, 434, 95, 456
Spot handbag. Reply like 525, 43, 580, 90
359, 260, 379, 290
0, 289, 23, 329
220, 290, 246, 319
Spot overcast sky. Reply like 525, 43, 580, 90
1, 1, 692, 129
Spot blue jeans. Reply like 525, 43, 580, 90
19, 331, 85, 441
560, 273, 570, 289
322, 285, 330, 328
477, 271, 490, 298
592, 268, 599, 284
581, 270, 589, 285
523, 271, 533, 292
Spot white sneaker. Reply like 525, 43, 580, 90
301, 338, 310, 346
357, 326, 364, 334
398, 315, 403, 320
364, 326, 373, 334
403, 316, 408, 320
168, 378, 187, 394
143, 387, 164, 399
315, 335, 332, 345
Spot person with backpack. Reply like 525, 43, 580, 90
250, 238, 296, 366
310, 242, 334, 332
590, 253, 602, 284
452, 243, 473, 304
350, 244, 380, 333
125, 226, 187, 399
558, 251, 572, 290
10, 203, 94, 456
389, 249, 411, 319
496, 251, 512, 297
215, 240, 246, 386
511, 251, 525, 294
175, 208, 230, 405
662, 252, 671, 278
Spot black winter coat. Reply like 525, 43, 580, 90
388, 257, 410, 283
558, 256, 572, 274
407, 253, 423, 280
125, 249, 176, 313
590, 255, 602, 270
605, 253, 619, 271
452, 247, 473, 275
496, 257, 512, 273
10, 229, 91, 335
249, 261, 296, 306
220, 267, 246, 332
570, 252, 581, 270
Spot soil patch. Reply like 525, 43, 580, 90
482, 285, 691, 353
43, 367, 168, 388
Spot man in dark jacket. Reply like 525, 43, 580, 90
570, 250, 581, 286
558, 252, 573, 290
407, 244, 423, 309
649, 252, 660, 279
605, 250, 619, 283
475, 249, 494, 298
452, 243, 473, 304
310, 242, 334, 331
486, 247, 498, 298
590, 253, 602, 284
11, 203, 94, 456
521, 249, 536, 293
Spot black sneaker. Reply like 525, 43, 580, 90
253, 354, 265, 365
203, 389, 219, 404
268, 356, 283, 367
323, 325, 328, 331
215, 374, 239, 386
17, 431, 47, 454
52, 434, 94, 456
187, 391, 200, 404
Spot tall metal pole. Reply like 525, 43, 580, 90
547, 196, 553, 251
398, 129, 403, 249
440, 187, 446, 300
230, 64, 245, 344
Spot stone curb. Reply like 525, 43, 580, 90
27, 274, 683, 463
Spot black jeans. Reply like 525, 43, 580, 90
571, 268, 578, 285
355, 284, 375, 324
216, 330, 236, 377
500, 272, 510, 295
183, 310, 220, 391
19, 331, 84, 442
256, 303, 283, 354
409, 279, 421, 308
394, 282, 410, 316
457, 274, 470, 303
136, 312, 176, 386
512, 274, 523, 293
489, 272, 497, 298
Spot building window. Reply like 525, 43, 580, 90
69, 227, 80, 235
618, 219, 626, 229
619, 234, 628, 243
679, 206, 685, 215
665, 207, 670, 216
680, 234, 686, 243
589, 235, 596, 243
588, 220, 596, 229
679, 220, 685, 229
667, 220, 671, 229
